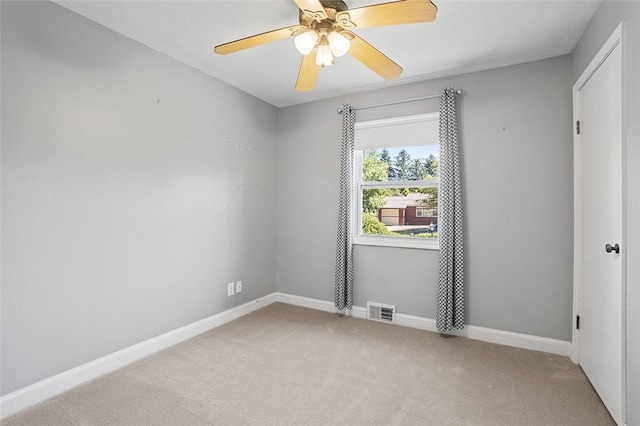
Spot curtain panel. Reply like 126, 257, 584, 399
437, 88, 465, 332
335, 104, 356, 310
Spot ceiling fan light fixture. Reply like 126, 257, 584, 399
327, 31, 350, 57
294, 30, 319, 55
214, 0, 439, 91
315, 41, 334, 67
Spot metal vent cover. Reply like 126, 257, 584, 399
367, 302, 396, 324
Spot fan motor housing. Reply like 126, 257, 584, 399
299, 0, 348, 26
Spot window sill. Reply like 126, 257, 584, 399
353, 235, 439, 251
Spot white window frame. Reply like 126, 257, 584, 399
416, 207, 430, 217
352, 113, 440, 250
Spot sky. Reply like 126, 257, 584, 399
381, 144, 439, 161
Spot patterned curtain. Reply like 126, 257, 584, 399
335, 104, 355, 310
436, 88, 464, 333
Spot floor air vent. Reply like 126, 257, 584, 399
367, 302, 396, 324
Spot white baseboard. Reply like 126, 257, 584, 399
275, 292, 337, 313
273, 293, 368, 320
275, 293, 571, 357
0, 293, 277, 420
351, 305, 367, 319
394, 313, 571, 356
1, 291, 571, 419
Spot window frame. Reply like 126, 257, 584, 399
352, 113, 440, 251
415, 207, 429, 217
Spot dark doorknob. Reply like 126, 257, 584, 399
605, 243, 620, 254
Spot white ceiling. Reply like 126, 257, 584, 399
54, 0, 602, 108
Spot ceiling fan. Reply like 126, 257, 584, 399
214, 0, 437, 92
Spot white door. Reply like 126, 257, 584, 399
575, 30, 624, 425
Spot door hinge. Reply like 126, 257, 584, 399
576, 120, 581, 135
576, 315, 580, 330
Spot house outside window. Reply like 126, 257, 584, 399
353, 113, 440, 250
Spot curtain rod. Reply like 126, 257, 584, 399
337, 89, 463, 114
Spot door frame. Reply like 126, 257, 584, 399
572, 22, 627, 422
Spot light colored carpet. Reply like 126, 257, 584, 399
3, 302, 614, 425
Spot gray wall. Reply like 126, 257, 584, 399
571, 2, 640, 424
0, 1, 278, 396
277, 55, 574, 341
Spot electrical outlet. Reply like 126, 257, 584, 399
227, 282, 235, 296
236, 280, 242, 293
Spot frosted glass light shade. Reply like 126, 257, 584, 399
315, 42, 334, 67
294, 31, 319, 55
328, 31, 350, 57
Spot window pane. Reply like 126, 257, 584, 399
362, 188, 438, 239
363, 147, 439, 182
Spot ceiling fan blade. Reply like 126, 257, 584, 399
292, 0, 327, 21
295, 48, 321, 91
214, 26, 298, 55
346, 33, 403, 80
336, 0, 437, 29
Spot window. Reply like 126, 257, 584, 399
353, 113, 440, 250
416, 207, 438, 217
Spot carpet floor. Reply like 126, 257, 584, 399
2, 302, 615, 425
